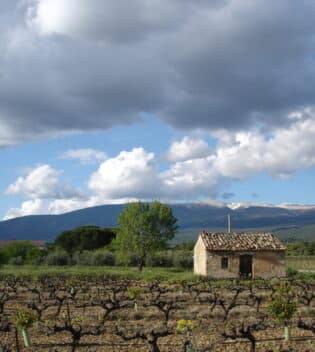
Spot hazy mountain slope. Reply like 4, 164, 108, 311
0, 203, 315, 242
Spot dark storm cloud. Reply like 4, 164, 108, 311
1, 0, 315, 145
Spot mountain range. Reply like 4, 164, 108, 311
0, 203, 315, 242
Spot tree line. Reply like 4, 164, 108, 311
0, 201, 182, 271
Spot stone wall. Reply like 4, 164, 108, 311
253, 251, 286, 279
193, 236, 208, 275
205, 252, 240, 279
194, 242, 286, 279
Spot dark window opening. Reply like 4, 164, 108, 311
221, 257, 228, 269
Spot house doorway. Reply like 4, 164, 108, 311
239, 255, 253, 279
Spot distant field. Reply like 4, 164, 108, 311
286, 256, 315, 271
175, 224, 315, 243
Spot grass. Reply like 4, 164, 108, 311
0, 256, 313, 282
286, 256, 315, 271
0, 265, 197, 282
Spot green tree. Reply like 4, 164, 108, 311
268, 282, 297, 341
115, 201, 178, 271
55, 226, 116, 254
2, 241, 42, 264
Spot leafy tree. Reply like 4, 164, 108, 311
2, 241, 42, 264
115, 201, 178, 271
54, 226, 117, 254
268, 282, 297, 341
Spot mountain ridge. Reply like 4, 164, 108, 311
1, 203, 315, 242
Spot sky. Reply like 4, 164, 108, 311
1, 0, 315, 220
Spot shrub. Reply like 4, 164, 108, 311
43, 252, 71, 266
55, 226, 117, 254
8, 256, 24, 266
90, 251, 116, 266
173, 251, 193, 269
268, 282, 297, 341
2, 241, 41, 264
146, 251, 173, 267
116, 252, 141, 267
72, 251, 91, 266
286, 267, 298, 278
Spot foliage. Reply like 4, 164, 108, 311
286, 241, 315, 256
127, 287, 143, 300
286, 267, 299, 278
146, 251, 173, 267
55, 226, 117, 254
90, 251, 115, 266
173, 250, 193, 269
176, 319, 194, 333
43, 251, 71, 266
115, 201, 178, 270
72, 250, 116, 266
173, 241, 195, 251
268, 282, 297, 325
14, 307, 37, 330
1, 241, 43, 264
8, 256, 24, 266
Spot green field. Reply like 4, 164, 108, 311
0, 255, 314, 280
286, 256, 315, 271
0, 265, 197, 281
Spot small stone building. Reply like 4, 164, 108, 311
194, 231, 286, 279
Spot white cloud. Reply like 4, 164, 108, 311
4, 199, 48, 220
5, 164, 84, 199
161, 156, 220, 199
213, 117, 315, 179
165, 136, 210, 162
5, 116, 315, 219
88, 147, 161, 199
60, 148, 107, 164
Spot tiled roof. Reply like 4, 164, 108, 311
200, 231, 286, 252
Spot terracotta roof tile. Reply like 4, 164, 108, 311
200, 231, 286, 252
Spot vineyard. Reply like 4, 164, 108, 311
0, 274, 314, 352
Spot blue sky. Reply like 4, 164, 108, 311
1, 0, 315, 220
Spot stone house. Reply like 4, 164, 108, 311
194, 231, 286, 279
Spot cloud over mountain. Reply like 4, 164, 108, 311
6, 114, 315, 219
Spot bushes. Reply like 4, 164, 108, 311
173, 251, 193, 269
71, 250, 116, 266
146, 251, 173, 267
55, 226, 117, 254
1, 242, 43, 264
146, 250, 193, 269
286, 267, 298, 278
43, 252, 71, 266
90, 251, 116, 266
2, 246, 193, 270
8, 256, 24, 266
72, 251, 91, 266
